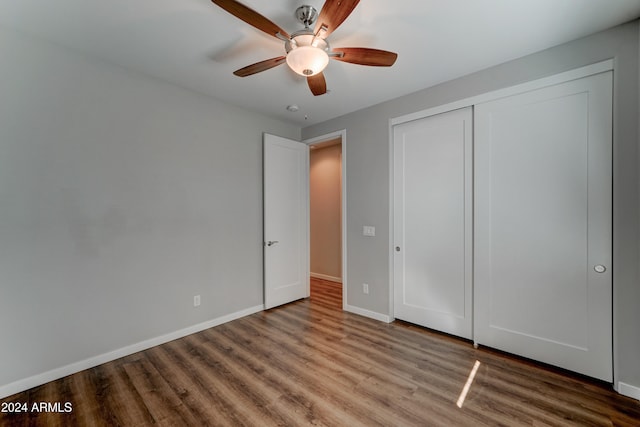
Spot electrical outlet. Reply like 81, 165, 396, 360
363, 283, 369, 294
193, 295, 201, 307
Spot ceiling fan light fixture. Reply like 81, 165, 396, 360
212, 0, 398, 96
286, 34, 329, 76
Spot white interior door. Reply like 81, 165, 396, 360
393, 107, 473, 339
474, 71, 613, 381
264, 133, 309, 309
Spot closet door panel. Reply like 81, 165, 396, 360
393, 107, 472, 339
474, 72, 612, 381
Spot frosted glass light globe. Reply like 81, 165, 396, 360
286, 34, 329, 76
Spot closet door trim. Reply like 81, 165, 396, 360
389, 59, 613, 128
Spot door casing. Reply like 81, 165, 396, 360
304, 130, 347, 309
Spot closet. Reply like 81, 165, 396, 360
392, 67, 613, 381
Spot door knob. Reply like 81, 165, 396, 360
266, 241, 279, 247
594, 265, 606, 273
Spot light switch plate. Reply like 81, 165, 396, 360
363, 226, 375, 237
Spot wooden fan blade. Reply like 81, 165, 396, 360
332, 48, 398, 67
307, 73, 327, 96
211, 0, 289, 39
233, 56, 286, 77
314, 0, 360, 37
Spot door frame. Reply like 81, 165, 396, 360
304, 129, 347, 310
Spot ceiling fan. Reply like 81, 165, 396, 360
211, 0, 398, 96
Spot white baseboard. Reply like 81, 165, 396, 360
618, 382, 640, 401
345, 304, 391, 323
310, 272, 342, 283
0, 304, 264, 400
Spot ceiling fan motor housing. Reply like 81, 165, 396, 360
295, 5, 319, 28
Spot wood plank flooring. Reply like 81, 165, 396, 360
2, 278, 639, 426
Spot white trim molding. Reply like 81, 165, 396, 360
618, 382, 640, 401
310, 272, 343, 283
345, 304, 392, 323
0, 305, 264, 400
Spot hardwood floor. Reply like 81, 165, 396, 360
2, 278, 639, 426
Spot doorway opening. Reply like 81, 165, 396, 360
306, 131, 346, 310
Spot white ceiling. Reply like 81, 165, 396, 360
1, 0, 640, 126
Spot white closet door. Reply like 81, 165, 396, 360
474, 72, 612, 381
393, 107, 473, 339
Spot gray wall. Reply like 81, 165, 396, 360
303, 21, 640, 391
0, 25, 299, 390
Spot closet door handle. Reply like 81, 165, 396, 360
594, 265, 606, 273
266, 241, 279, 247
